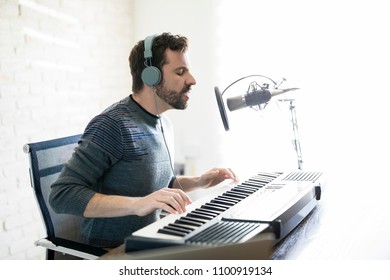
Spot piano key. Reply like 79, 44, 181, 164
227, 190, 250, 197
219, 194, 241, 203
187, 212, 214, 220
193, 208, 220, 216
188, 221, 260, 245
214, 196, 239, 205
188, 222, 230, 244
241, 182, 264, 188
201, 203, 229, 212
210, 198, 236, 207
219, 222, 254, 240
223, 191, 248, 200
252, 174, 273, 179
248, 179, 268, 186
205, 200, 234, 209
191, 221, 246, 245
231, 187, 256, 195
210, 223, 244, 244
253, 174, 274, 180
200, 223, 233, 244
167, 223, 195, 232
163, 223, 194, 235
192, 209, 216, 219
248, 180, 268, 188
157, 227, 187, 237
222, 223, 259, 244
176, 217, 205, 227
162, 225, 193, 234
254, 172, 281, 179
237, 184, 258, 190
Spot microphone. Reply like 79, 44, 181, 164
227, 88, 298, 111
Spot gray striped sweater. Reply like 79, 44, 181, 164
49, 95, 175, 248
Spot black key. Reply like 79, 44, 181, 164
177, 217, 204, 227
233, 186, 256, 194
192, 209, 215, 219
210, 198, 235, 207
201, 203, 228, 212
215, 195, 239, 204
193, 208, 220, 216
227, 190, 249, 197
189, 222, 231, 244
219, 194, 241, 203
187, 212, 213, 220
205, 200, 233, 210
162, 224, 193, 234
157, 227, 186, 237
168, 223, 195, 232
241, 182, 264, 188
223, 191, 247, 200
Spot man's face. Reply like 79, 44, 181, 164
155, 49, 196, 110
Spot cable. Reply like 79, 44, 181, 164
152, 87, 184, 191
221, 74, 277, 96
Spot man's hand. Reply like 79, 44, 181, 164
133, 188, 193, 216
198, 167, 238, 188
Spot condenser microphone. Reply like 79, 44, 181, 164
226, 88, 298, 111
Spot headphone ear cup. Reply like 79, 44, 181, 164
141, 65, 161, 87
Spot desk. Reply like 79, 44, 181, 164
273, 173, 390, 260
101, 172, 390, 260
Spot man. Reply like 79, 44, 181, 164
49, 32, 237, 248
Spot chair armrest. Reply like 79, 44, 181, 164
35, 237, 108, 260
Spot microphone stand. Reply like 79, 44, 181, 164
279, 98, 303, 170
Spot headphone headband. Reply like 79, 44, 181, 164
143, 35, 156, 60
141, 34, 161, 87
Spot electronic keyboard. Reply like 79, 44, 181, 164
125, 170, 323, 252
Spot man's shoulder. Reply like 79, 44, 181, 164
101, 96, 132, 118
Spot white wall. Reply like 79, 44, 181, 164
135, 0, 390, 184
221, 0, 390, 182
133, 0, 223, 175
0, 0, 134, 260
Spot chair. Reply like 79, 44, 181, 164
24, 134, 108, 260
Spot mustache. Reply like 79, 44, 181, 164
180, 85, 191, 94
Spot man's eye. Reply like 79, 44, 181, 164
177, 69, 185, 75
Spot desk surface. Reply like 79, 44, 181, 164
102, 172, 390, 260
274, 172, 390, 260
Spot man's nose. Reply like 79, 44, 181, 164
187, 72, 196, 85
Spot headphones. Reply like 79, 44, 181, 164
141, 35, 161, 87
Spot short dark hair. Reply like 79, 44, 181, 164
129, 32, 188, 93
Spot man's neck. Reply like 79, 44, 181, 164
131, 90, 169, 116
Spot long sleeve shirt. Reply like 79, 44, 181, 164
49, 95, 175, 248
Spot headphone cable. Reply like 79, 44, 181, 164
152, 87, 184, 191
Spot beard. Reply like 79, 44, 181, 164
155, 81, 191, 110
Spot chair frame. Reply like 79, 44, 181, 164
24, 134, 107, 260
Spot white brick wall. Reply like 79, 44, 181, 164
0, 0, 134, 259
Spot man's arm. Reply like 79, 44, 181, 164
50, 140, 193, 218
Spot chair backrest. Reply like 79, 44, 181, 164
24, 134, 83, 258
